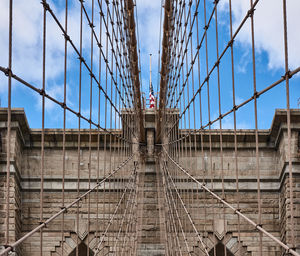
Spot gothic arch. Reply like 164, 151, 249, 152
69, 241, 94, 256
205, 233, 250, 256
209, 242, 234, 256
50, 233, 96, 256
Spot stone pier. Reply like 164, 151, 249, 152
0, 108, 299, 255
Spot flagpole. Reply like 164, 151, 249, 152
149, 53, 155, 109
149, 53, 152, 89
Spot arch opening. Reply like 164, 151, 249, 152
69, 241, 94, 256
209, 242, 234, 256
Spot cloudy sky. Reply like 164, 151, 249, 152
0, 0, 299, 130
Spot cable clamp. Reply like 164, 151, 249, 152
247, 8, 255, 18
60, 102, 66, 109
228, 39, 234, 47
63, 33, 70, 41
61, 206, 68, 213
282, 70, 292, 79
4, 68, 11, 77
287, 247, 297, 253
39, 221, 47, 228
255, 223, 262, 231
3, 244, 13, 250
89, 72, 95, 79
89, 22, 95, 28
41, 1, 50, 11
78, 56, 85, 63
39, 88, 45, 96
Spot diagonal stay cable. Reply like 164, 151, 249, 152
161, 161, 185, 256
163, 65, 300, 145
40, 0, 137, 141
162, 161, 209, 255
94, 163, 137, 254
111, 169, 137, 254
166, 0, 202, 108
162, 146, 300, 256
0, 155, 134, 256
162, 0, 261, 140
83, 0, 134, 110
0, 65, 139, 145
161, 160, 189, 256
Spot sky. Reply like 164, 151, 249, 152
0, 0, 299, 130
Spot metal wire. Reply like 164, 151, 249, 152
0, 0, 140, 255
1, 0, 299, 255
159, 0, 299, 255
163, 147, 300, 256
4, 0, 13, 252
0, 155, 134, 256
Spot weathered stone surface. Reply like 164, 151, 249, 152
0, 109, 299, 255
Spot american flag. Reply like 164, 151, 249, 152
149, 82, 155, 109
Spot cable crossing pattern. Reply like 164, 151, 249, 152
0, 0, 299, 256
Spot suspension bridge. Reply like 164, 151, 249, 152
0, 0, 299, 255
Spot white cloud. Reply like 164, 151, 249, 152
0, 0, 90, 92
136, 0, 162, 54
0, 0, 161, 101
33, 82, 78, 116
236, 48, 250, 74
235, 96, 244, 106
136, 0, 162, 91
219, 0, 300, 71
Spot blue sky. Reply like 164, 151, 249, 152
0, 0, 299, 130
136, 0, 300, 130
